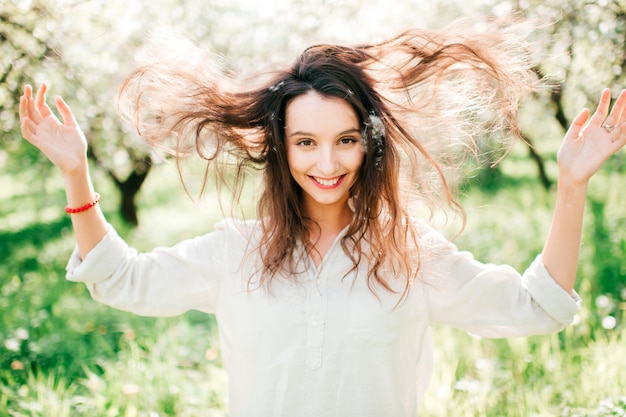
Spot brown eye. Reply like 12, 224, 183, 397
339, 137, 358, 145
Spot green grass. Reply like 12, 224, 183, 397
1, 148, 626, 416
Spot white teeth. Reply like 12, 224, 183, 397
315, 177, 340, 186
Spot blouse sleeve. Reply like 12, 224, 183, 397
65, 222, 232, 317
420, 228, 581, 338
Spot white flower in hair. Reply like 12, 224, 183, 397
362, 113, 385, 169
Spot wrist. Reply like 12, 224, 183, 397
556, 174, 589, 208
557, 168, 590, 190
62, 158, 98, 207
61, 157, 90, 181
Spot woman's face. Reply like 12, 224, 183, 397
285, 90, 365, 216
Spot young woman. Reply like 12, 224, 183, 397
19, 18, 626, 417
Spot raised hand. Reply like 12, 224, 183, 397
19, 83, 88, 176
558, 88, 626, 184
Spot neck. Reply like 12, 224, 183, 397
302, 198, 353, 266
303, 198, 353, 241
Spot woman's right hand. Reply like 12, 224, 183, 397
19, 83, 88, 176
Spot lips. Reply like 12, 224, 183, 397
310, 175, 345, 188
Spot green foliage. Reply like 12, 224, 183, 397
588, 197, 626, 302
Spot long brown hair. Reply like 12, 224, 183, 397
118, 17, 536, 301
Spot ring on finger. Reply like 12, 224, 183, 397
601, 121, 615, 133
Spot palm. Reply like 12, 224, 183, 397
33, 116, 87, 171
19, 84, 88, 175
557, 89, 626, 183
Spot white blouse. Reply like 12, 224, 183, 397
66, 218, 580, 417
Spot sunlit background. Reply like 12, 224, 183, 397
1, 0, 626, 416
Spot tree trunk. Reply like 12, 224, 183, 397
110, 155, 153, 226
522, 134, 552, 190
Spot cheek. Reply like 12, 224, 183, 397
286, 148, 307, 174
349, 149, 366, 171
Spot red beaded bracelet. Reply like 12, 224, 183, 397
65, 193, 101, 214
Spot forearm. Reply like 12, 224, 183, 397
62, 158, 108, 260
540, 176, 588, 294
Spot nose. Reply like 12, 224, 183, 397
316, 145, 339, 175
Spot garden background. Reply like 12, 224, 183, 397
1, 0, 626, 415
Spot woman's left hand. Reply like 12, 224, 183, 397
557, 88, 626, 184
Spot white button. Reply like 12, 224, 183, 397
311, 320, 319, 327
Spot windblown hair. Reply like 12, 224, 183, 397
118, 16, 537, 301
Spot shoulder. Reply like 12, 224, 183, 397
407, 217, 465, 276
173, 218, 262, 266
408, 217, 453, 249
213, 218, 263, 243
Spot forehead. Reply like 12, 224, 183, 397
284, 91, 359, 136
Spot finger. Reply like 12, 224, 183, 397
614, 120, 626, 145
34, 83, 53, 119
22, 84, 37, 121
19, 95, 29, 123
590, 88, 612, 125
567, 108, 590, 139
23, 84, 33, 101
55, 96, 77, 127
605, 89, 626, 128
19, 90, 35, 125
20, 118, 39, 144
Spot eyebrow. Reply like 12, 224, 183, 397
287, 127, 361, 139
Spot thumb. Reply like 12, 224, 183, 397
21, 118, 39, 144
566, 108, 590, 139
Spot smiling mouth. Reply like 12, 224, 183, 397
310, 175, 345, 188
